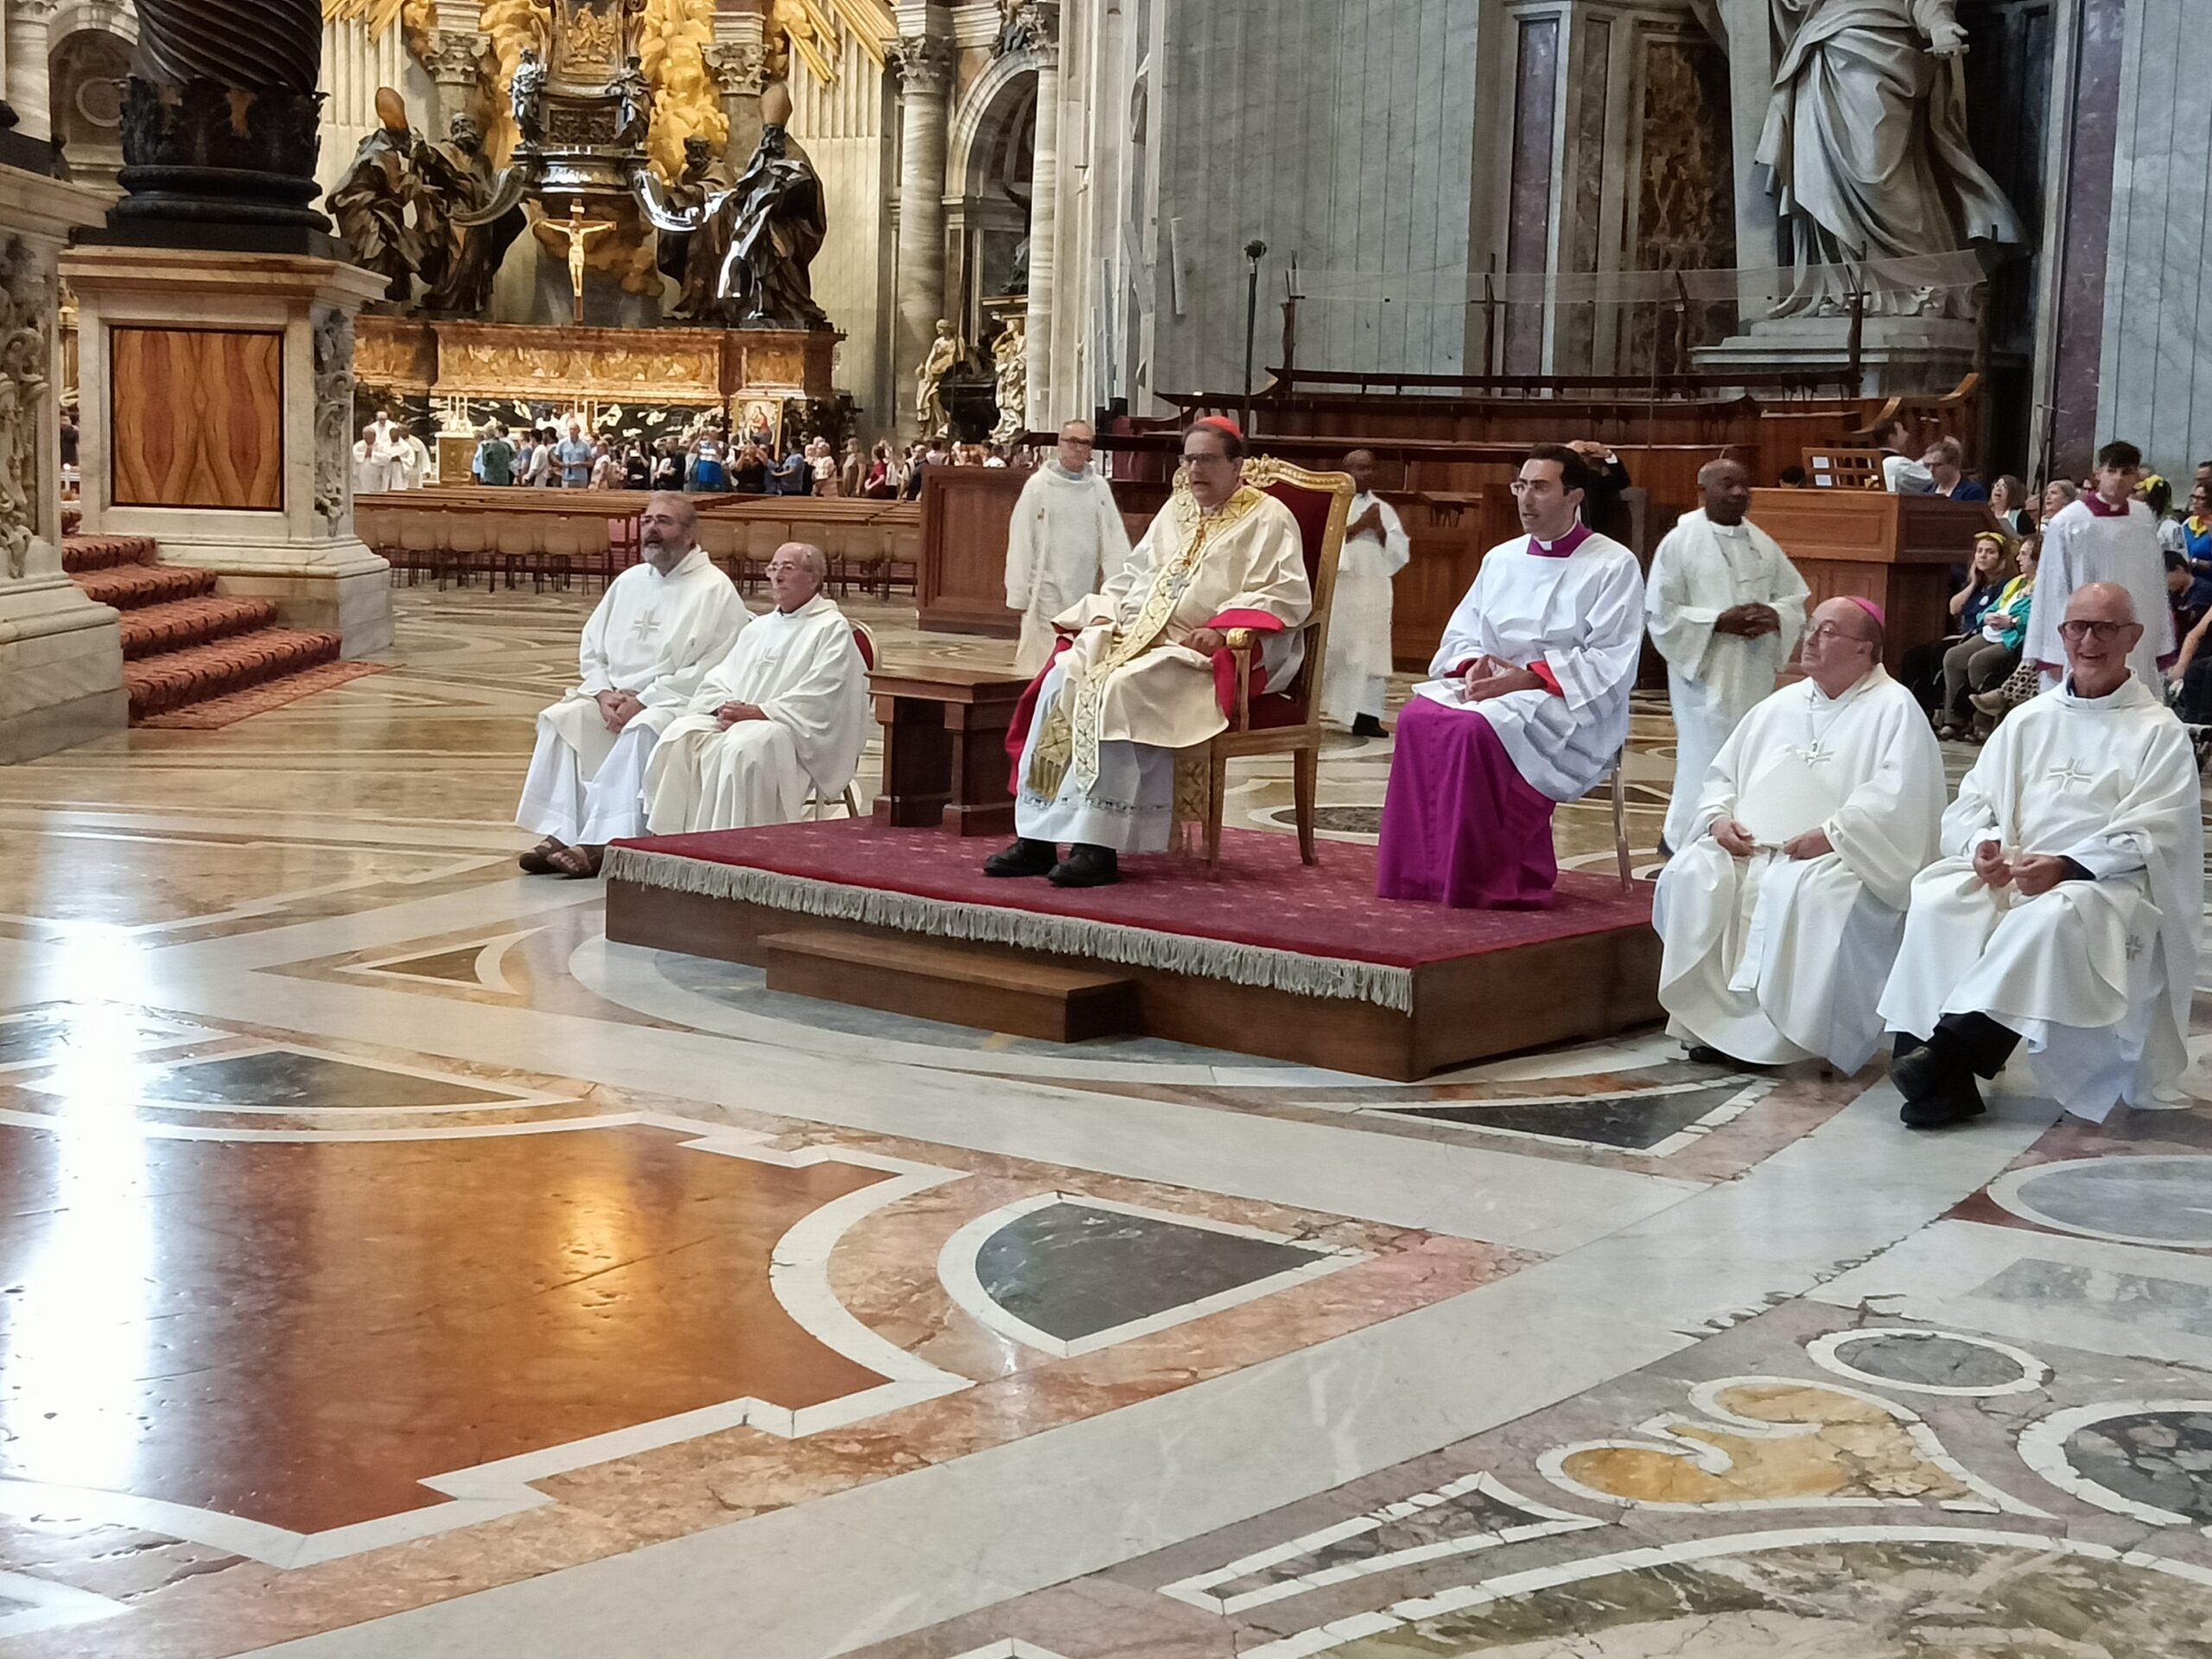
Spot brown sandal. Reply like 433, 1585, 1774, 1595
518, 837, 565, 875
547, 844, 602, 879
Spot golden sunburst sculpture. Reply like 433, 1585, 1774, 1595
769, 0, 893, 86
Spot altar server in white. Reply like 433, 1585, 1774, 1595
644, 543, 870, 833
1879, 583, 2202, 1128
1376, 444, 1644, 908
1646, 458, 1809, 855
1320, 448, 1412, 737
1005, 420, 1133, 676
516, 492, 748, 875
988, 417, 1311, 888
2024, 440, 2171, 691
1655, 597, 1942, 1073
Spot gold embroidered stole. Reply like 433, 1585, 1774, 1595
1026, 484, 1268, 798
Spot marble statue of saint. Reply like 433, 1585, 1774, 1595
990, 315, 1027, 445
649, 135, 733, 321
1756, 0, 2021, 316
512, 47, 548, 146
414, 113, 524, 316
610, 54, 652, 149
915, 317, 963, 436
715, 81, 829, 329
327, 89, 422, 302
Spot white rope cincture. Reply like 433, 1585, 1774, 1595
601, 847, 1416, 1012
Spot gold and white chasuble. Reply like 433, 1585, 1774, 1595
1022, 484, 1313, 802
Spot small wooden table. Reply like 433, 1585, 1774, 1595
868, 664, 1032, 836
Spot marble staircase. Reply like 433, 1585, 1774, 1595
63, 535, 344, 721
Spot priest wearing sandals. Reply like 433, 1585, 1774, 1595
1878, 583, 2204, 1129
1376, 443, 1644, 908
985, 416, 1312, 888
516, 493, 749, 877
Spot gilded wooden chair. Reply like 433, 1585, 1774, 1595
1176, 455, 1353, 874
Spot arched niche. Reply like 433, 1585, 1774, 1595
942, 49, 1038, 353
48, 25, 134, 194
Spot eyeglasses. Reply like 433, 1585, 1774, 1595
1507, 479, 1558, 495
1801, 621, 1866, 642
2057, 620, 2136, 643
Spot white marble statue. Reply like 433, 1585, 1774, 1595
1756, 0, 2021, 316
915, 318, 962, 437
990, 316, 1027, 446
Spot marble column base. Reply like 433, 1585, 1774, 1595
0, 576, 125, 762
1697, 315, 1980, 395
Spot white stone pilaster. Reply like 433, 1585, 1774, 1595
893, 9, 955, 438
4, 0, 58, 143
1020, 2, 1058, 430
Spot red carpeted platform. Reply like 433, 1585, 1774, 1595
605, 822, 1663, 1079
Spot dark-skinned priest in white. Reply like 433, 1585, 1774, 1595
1376, 443, 1644, 907
1655, 596, 1943, 1073
986, 416, 1311, 887
1879, 583, 2203, 1128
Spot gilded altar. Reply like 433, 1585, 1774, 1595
353, 316, 836, 404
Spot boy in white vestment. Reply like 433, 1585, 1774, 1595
988, 417, 1312, 888
1655, 597, 1942, 1073
1646, 459, 1809, 855
1320, 448, 1412, 738
2024, 440, 2172, 691
643, 543, 871, 833
516, 493, 749, 875
1879, 584, 2203, 1128
1004, 421, 1133, 676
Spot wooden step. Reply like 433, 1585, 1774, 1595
759, 928, 1138, 1043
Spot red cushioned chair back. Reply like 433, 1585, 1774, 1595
1255, 478, 1338, 721
851, 622, 877, 671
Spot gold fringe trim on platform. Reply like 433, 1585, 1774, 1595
602, 848, 1415, 1012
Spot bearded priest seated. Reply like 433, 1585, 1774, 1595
1878, 583, 2205, 1129
1653, 598, 1944, 1074
984, 417, 1312, 888
1375, 444, 1644, 908
642, 543, 871, 835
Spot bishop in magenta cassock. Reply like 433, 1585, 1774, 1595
2024, 440, 2171, 691
1879, 583, 2203, 1128
1376, 444, 1645, 908
986, 417, 1311, 888
1654, 598, 1944, 1074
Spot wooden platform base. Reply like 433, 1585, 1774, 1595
607, 880, 1663, 1080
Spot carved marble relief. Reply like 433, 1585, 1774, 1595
313, 307, 358, 534
0, 238, 53, 582
1630, 32, 1736, 374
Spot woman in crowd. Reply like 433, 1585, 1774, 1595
861, 440, 894, 499
2040, 477, 2080, 521
809, 437, 840, 496
690, 423, 730, 492
652, 438, 685, 493
621, 442, 652, 490
1989, 474, 2031, 534
2177, 480, 2212, 575
1936, 533, 2036, 739
589, 440, 622, 492
1930, 531, 2016, 739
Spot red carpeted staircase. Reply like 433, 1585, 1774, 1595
64, 535, 345, 722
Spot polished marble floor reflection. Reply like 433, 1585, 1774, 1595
0, 587, 2204, 1657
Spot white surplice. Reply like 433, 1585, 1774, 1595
516, 547, 750, 843
1645, 509, 1809, 852
1004, 464, 1133, 677
1014, 485, 1311, 851
1320, 491, 1411, 727
1653, 666, 1943, 1072
1412, 528, 1644, 800
643, 594, 871, 833
1876, 677, 2203, 1120
2023, 497, 2173, 690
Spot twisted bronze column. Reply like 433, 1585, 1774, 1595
105, 0, 334, 245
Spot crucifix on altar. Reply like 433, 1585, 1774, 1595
544, 199, 615, 324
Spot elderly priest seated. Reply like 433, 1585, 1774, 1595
1376, 443, 1644, 908
984, 416, 1312, 888
1878, 583, 2204, 1128
517, 492, 748, 877
1654, 598, 1944, 1073
643, 543, 870, 833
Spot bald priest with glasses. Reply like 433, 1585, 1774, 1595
1878, 584, 2203, 1129
1376, 443, 1645, 908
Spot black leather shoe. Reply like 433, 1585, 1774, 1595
1686, 1044, 1760, 1071
1889, 1039, 1954, 1104
1048, 844, 1120, 887
983, 837, 1058, 878
1351, 715, 1389, 738
1899, 1072, 1986, 1128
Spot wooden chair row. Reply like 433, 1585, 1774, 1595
355, 503, 637, 591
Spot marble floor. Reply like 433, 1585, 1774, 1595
0, 585, 2209, 1657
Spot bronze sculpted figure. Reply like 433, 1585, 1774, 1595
326, 88, 421, 301
610, 53, 652, 149
717, 81, 828, 328
650, 135, 733, 322
413, 114, 524, 315
511, 47, 548, 146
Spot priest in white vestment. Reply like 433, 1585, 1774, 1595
644, 543, 870, 833
1654, 597, 1942, 1073
516, 492, 748, 875
988, 417, 1313, 887
1879, 583, 2204, 1128
355, 411, 407, 494
1376, 445, 1644, 908
1646, 458, 1810, 855
2024, 440, 2172, 691
1320, 448, 1412, 738
1005, 420, 1133, 677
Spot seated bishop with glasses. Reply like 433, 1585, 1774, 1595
1374, 444, 1644, 909
1878, 583, 2203, 1130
